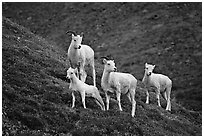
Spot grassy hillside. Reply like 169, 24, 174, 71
2, 2, 202, 136
3, 2, 202, 110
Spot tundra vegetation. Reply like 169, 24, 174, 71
2, 3, 202, 136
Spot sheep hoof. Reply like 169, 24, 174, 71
166, 109, 171, 112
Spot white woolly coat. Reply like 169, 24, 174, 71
69, 74, 98, 96
142, 73, 172, 92
68, 44, 94, 68
101, 72, 137, 94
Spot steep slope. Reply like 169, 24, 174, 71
2, 2, 202, 111
2, 17, 202, 136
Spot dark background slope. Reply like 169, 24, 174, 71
2, 2, 202, 136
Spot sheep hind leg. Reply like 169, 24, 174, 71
91, 63, 96, 87
116, 92, 122, 111
71, 91, 75, 108
165, 87, 172, 111
127, 92, 132, 103
130, 89, 136, 117
80, 91, 86, 109
93, 93, 105, 111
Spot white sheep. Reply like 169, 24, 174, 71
66, 31, 96, 86
66, 67, 105, 110
142, 63, 172, 111
101, 58, 137, 117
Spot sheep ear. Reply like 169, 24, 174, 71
80, 32, 84, 37
74, 68, 78, 73
153, 65, 156, 68
103, 59, 107, 64
145, 63, 147, 67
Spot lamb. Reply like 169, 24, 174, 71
101, 58, 137, 117
66, 67, 105, 110
142, 63, 172, 111
66, 31, 96, 86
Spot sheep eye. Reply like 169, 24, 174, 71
107, 63, 110, 65
71, 72, 73, 74
74, 40, 76, 42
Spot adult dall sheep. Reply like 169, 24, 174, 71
66, 67, 105, 110
66, 31, 96, 86
142, 63, 172, 111
101, 58, 137, 117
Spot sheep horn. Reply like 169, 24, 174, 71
100, 56, 110, 60
66, 31, 77, 36
101, 54, 115, 60
80, 32, 84, 37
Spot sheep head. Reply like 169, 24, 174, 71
67, 31, 84, 49
103, 59, 117, 72
145, 63, 155, 76
66, 67, 78, 79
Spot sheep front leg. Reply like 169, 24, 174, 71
166, 98, 171, 111
146, 89, 149, 104
91, 63, 96, 86
116, 92, 122, 111
156, 89, 161, 107
75, 62, 81, 80
79, 65, 87, 83
76, 66, 80, 79
80, 91, 86, 109
105, 92, 110, 110
71, 92, 75, 108
81, 71, 87, 83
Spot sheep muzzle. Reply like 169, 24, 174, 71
147, 72, 152, 76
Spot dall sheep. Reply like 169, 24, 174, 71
101, 58, 137, 117
66, 67, 105, 110
66, 31, 96, 86
142, 63, 172, 111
